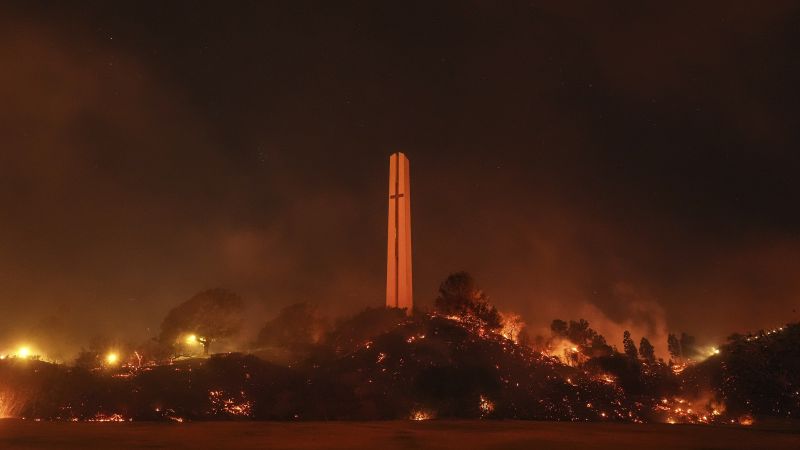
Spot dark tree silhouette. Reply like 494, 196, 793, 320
714, 323, 800, 417
256, 303, 328, 357
667, 333, 681, 361
434, 272, 501, 330
550, 319, 568, 337
586, 333, 614, 358
566, 319, 594, 347
158, 288, 244, 355
679, 332, 699, 360
623, 331, 638, 359
639, 337, 656, 363
550, 318, 613, 358
74, 350, 100, 370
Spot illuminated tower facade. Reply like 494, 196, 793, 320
386, 152, 413, 315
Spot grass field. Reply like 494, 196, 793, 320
1, 419, 798, 450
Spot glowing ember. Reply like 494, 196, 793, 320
671, 362, 687, 375
479, 395, 494, 416
208, 390, 253, 417
410, 409, 433, 421
88, 413, 128, 422
598, 374, 616, 384
653, 397, 725, 425
405, 334, 426, 343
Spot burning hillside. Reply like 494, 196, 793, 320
0, 273, 797, 424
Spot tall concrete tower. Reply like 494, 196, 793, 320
386, 152, 413, 315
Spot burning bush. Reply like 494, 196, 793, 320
434, 272, 501, 330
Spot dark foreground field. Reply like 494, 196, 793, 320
1, 420, 798, 450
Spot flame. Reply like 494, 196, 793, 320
499, 312, 525, 343
544, 339, 585, 366
738, 415, 754, 426
0, 391, 25, 419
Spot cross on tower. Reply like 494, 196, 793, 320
386, 152, 413, 316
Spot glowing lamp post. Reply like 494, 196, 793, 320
105, 352, 119, 366
185, 334, 210, 355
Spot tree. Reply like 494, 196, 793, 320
667, 333, 681, 360
550, 319, 568, 337
623, 331, 638, 359
679, 332, 698, 360
639, 337, 656, 363
587, 333, 614, 358
549, 318, 613, 358
158, 288, 244, 355
434, 272, 501, 330
566, 319, 592, 345
256, 303, 328, 356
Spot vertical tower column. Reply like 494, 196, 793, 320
386, 152, 413, 315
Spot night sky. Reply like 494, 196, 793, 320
2, 1, 799, 359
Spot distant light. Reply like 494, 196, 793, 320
17, 346, 31, 358
410, 410, 432, 421
185, 334, 198, 345
105, 352, 119, 365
